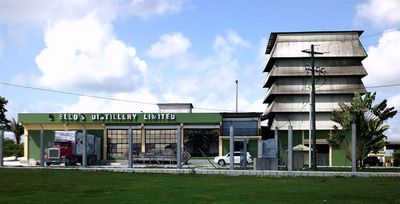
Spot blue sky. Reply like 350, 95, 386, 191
1, 0, 400, 140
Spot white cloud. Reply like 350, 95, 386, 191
129, 0, 184, 18
213, 30, 250, 58
0, 0, 118, 26
356, 0, 400, 27
147, 32, 191, 58
145, 30, 259, 112
0, 0, 186, 27
384, 94, 400, 141
362, 30, 400, 86
62, 89, 159, 113
35, 14, 147, 93
226, 30, 251, 47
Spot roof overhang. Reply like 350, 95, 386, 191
265, 30, 364, 54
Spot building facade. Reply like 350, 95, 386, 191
19, 112, 262, 162
263, 31, 368, 166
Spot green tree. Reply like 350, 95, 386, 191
9, 118, 24, 144
3, 139, 23, 157
0, 96, 10, 128
328, 92, 397, 167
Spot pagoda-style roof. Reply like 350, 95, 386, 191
265, 30, 364, 54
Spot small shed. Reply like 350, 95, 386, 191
293, 144, 310, 170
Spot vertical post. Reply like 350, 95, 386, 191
235, 80, 238, 113
302, 44, 324, 171
0, 127, 4, 167
243, 139, 247, 169
177, 125, 182, 169
40, 127, 44, 167
309, 90, 312, 169
352, 122, 357, 174
310, 44, 317, 171
288, 125, 293, 172
82, 128, 87, 167
229, 125, 234, 170
274, 127, 279, 163
128, 126, 133, 168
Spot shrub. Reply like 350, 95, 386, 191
3, 139, 23, 157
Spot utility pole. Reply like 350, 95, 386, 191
302, 44, 323, 171
235, 80, 238, 113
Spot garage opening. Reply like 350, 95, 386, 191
184, 129, 219, 157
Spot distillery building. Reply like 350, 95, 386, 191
19, 103, 262, 163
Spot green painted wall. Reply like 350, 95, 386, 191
248, 140, 258, 158
221, 139, 258, 157
331, 132, 352, 166
28, 130, 103, 160
332, 148, 351, 166
278, 130, 331, 163
222, 140, 229, 155
28, 130, 55, 160
277, 130, 304, 162
19, 113, 222, 125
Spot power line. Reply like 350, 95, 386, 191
367, 83, 400, 89
360, 28, 400, 39
0, 81, 235, 112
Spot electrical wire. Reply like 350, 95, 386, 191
0, 81, 235, 112
2, 31, 400, 113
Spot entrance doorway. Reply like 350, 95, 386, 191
184, 129, 219, 157
316, 144, 329, 166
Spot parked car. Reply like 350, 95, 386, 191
213, 152, 253, 166
363, 156, 380, 166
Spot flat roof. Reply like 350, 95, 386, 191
157, 103, 194, 108
265, 30, 364, 54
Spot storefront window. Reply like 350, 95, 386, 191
145, 129, 177, 153
107, 129, 142, 159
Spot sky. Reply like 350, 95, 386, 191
1, 0, 400, 141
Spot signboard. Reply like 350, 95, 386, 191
19, 112, 222, 124
56, 113, 177, 122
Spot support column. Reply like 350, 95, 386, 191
229, 125, 234, 170
128, 126, 133, 168
103, 128, 107, 160
141, 124, 145, 154
329, 145, 332, 167
82, 128, 87, 167
24, 128, 29, 161
40, 127, 44, 167
243, 139, 247, 169
218, 137, 222, 157
288, 125, 293, 172
181, 123, 184, 151
0, 127, 3, 167
352, 122, 356, 174
274, 127, 279, 164
177, 125, 182, 169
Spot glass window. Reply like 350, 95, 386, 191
145, 129, 177, 154
107, 129, 142, 159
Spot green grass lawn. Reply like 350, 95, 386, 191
0, 168, 399, 204
317, 167, 400, 172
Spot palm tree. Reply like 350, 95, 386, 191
328, 92, 397, 167
9, 118, 24, 144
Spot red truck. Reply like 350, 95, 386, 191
44, 131, 100, 166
